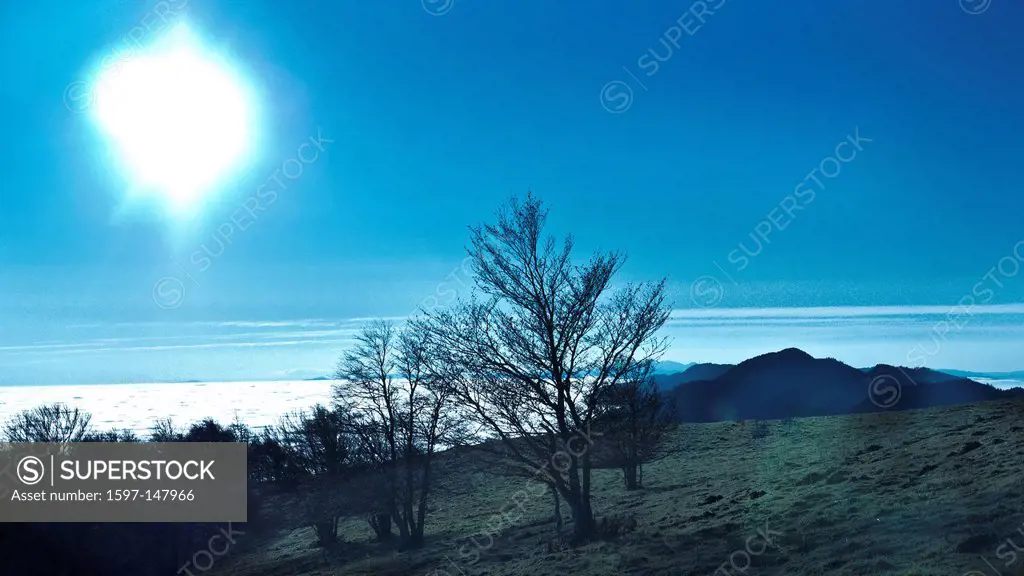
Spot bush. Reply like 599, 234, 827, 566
183, 418, 238, 442
4, 403, 92, 442
780, 416, 797, 435
749, 420, 771, 441
595, 513, 638, 539
149, 418, 180, 442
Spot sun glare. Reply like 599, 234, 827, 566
90, 24, 256, 214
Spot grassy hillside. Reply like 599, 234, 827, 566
215, 398, 1024, 576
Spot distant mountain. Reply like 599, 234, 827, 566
851, 373, 1024, 414
653, 362, 733, 391
652, 360, 694, 375
304, 376, 333, 381
863, 364, 963, 385
857, 365, 961, 384
665, 348, 1024, 423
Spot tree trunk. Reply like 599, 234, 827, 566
551, 484, 563, 535
391, 500, 410, 544
164, 523, 178, 576
409, 518, 425, 548
313, 517, 338, 546
406, 499, 425, 548
369, 513, 393, 541
568, 497, 595, 544
547, 432, 563, 535
622, 464, 639, 490
396, 499, 418, 549
400, 443, 417, 549
409, 451, 433, 549
570, 451, 596, 544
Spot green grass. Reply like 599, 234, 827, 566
215, 398, 1024, 575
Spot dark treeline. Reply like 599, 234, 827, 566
0, 194, 677, 574
0, 407, 278, 576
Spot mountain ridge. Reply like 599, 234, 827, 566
658, 348, 1024, 423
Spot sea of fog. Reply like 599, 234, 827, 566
973, 378, 1024, 391
0, 381, 337, 436
1, 377, 1021, 438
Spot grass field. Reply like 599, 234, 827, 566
214, 398, 1024, 576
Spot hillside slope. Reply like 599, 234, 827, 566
214, 397, 1024, 576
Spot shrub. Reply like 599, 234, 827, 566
4, 403, 92, 442
749, 420, 771, 441
595, 513, 638, 539
182, 418, 238, 442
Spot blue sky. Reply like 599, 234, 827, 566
2, 0, 1024, 384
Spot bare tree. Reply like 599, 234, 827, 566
275, 404, 357, 546
4, 403, 92, 442
278, 404, 353, 477
334, 320, 467, 549
149, 417, 180, 442
247, 428, 297, 485
593, 360, 674, 490
414, 193, 669, 543
335, 320, 401, 542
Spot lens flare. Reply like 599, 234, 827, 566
90, 23, 257, 214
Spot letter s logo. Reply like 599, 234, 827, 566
17, 456, 44, 485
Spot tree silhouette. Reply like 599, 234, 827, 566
415, 193, 669, 542
335, 320, 468, 548
4, 403, 92, 442
593, 360, 674, 490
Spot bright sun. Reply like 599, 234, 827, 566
91, 23, 255, 213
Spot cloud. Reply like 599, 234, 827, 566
669, 304, 1024, 319
3, 338, 353, 356
65, 318, 343, 329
